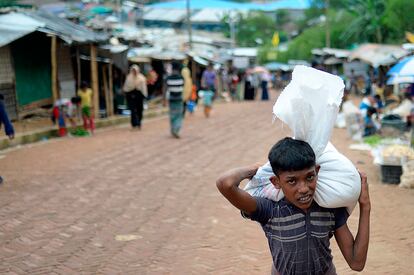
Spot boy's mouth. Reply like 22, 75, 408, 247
298, 194, 312, 204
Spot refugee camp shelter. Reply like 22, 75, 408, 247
348, 43, 410, 84
0, 10, 108, 119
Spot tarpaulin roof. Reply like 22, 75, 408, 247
143, 8, 188, 23
264, 62, 293, 71
190, 8, 246, 23
0, 13, 45, 47
349, 43, 409, 68
312, 47, 350, 58
231, 47, 257, 57
0, 11, 107, 47
148, 0, 310, 11
128, 47, 186, 61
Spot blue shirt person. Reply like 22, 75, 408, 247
0, 94, 15, 184
0, 94, 14, 139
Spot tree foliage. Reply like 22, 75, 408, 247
222, 11, 278, 47
258, 0, 414, 64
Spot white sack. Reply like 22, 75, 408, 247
244, 66, 361, 213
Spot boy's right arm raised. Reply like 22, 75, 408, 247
216, 164, 260, 215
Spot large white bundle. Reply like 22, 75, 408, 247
245, 66, 361, 213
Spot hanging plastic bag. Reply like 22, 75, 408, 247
244, 66, 361, 213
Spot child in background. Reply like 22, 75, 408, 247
78, 82, 94, 134
363, 106, 378, 137
198, 88, 214, 118
374, 94, 384, 113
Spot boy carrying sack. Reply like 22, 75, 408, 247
217, 139, 370, 274
216, 66, 370, 274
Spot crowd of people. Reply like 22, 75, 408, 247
44, 58, 287, 140
344, 82, 414, 138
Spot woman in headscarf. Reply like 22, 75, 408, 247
123, 65, 147, 129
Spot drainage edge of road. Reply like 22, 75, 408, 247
0, 107, 169, 151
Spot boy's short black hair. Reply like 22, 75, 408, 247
268, 137, 316, 175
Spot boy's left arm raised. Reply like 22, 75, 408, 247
334, 172, 371, 272
216, 164, 260, 215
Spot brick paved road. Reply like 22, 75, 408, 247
0, 99, 413, 274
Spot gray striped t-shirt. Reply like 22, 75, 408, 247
247, 197, 348, 275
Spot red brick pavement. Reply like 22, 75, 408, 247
0, 98, 413, 274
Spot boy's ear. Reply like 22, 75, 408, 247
315, 164, 321, 175
270, 175, 281, 189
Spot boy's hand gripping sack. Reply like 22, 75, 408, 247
244, 66, 361, 213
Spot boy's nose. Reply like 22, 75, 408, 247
298, 181, 309, 194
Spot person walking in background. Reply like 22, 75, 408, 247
146, 65, 158, 100
78, 82, 95, 134
198, 88, 215, 118
181, 59, 193, 117
229, 69, 239, 101
244, 71, 255, 100
201, 63, 217, 98
123, 65, 147, 130
0, 93, 14, 184
260, 71, 270, 100
164, 62, 185, 138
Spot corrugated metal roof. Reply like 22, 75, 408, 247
26, 10, 108, 44
0, 13, 44, 47
143, 8, 187, 23
0, 11, 107, 46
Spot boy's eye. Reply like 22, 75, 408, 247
307, 175, 315, 181
287, 179, 296, 185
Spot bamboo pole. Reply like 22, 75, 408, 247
108, 62, 114, 116
51, 35, 59, 102
76, 47, 81, 90
90, 44, 99, 119
102, 64, 109, 117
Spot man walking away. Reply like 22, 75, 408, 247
164, 62, 185, 138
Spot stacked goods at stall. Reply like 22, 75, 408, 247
245, 66, 361, 213
380, 144, 414, 184
400, 160, 414, 189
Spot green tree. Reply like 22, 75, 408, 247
340, 0, 386, 43
275, 9, 289, 27
223, 11, 277, 47
258, 10, 357, 63
383, 0, 414, 42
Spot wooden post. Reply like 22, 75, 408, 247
108, 62, 114, 116
51, 35, 59, 102
90, 44, 99, 119
191, 58, 196, 84
102, 64, 109, 117
76, 47, 81, 90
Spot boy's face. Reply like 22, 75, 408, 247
270, 165, 320, 211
